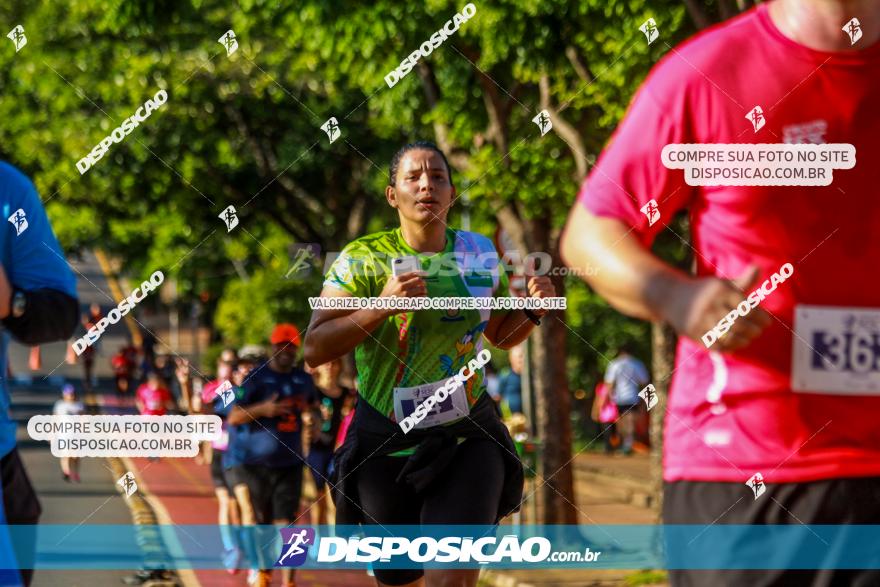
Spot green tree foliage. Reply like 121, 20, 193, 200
0, 0, 743, 520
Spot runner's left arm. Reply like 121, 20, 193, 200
0, 165, 78, 344
484, 266, 556, 349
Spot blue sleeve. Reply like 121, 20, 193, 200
0, 163, 76, 297
638, 361, 650, 385
213, 396, 230, 418
604, 362, 617, 384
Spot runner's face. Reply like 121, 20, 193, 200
234, 362, 253, 385
272, 342, 297, 369
387, 149, 454, 226
217, 361, 233, 381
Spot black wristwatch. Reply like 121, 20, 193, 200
10, 289, 26, 319
523, 308, 542, 326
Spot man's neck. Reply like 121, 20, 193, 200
400, 220, 447, 254
770, 0, 880, 51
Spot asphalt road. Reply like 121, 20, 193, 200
14, 380, 146, 587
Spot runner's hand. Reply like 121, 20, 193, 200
666, 266, 771, 353
525, 257, 556, 317
255, 393, 295, 418
378, 272, 427, 316
174, 357, 190, 384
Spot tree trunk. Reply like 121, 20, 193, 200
650, 322, 677, 521
530, 218, 577, 524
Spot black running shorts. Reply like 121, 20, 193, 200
664, 477, 880, 586
354, 437, 505, 586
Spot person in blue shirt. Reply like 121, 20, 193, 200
0, 162, 78, 586
603, 343, 650, 455
226, 324, 316, 587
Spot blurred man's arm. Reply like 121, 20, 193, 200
0, 265, 78, 344
560, 206, 684, 323
1, 164, 78, 344
560, 205, 768, 352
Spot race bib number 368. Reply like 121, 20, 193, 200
792, 306, 880, 395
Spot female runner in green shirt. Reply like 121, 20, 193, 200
304, 141, 554, 587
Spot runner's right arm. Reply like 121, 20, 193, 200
303, 272, 426, 368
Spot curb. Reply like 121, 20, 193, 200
107, 455, 185, 587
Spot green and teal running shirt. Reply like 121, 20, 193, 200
323, 227, 509, 421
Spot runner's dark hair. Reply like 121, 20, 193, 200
388, 141, 454, 187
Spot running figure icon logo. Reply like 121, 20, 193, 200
321, 117, 341, 144
219, 30, 238, 55
7, 209, 28, 236
532, 110, 552, 137
639, 199, 660, 226
285, 243, 321, 279
219, 205, 239, 232
217, 380, 235, 408
843, 18, 862, 45
7, 26, 26, 52
746, 105, 765, 133
639, 384, 658, 411
117, 472, 138, 497
275, 528, 315, 568
639, 18, 659, 45
746, 472, 766, 500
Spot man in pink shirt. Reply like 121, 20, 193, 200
562, 0, 880, 584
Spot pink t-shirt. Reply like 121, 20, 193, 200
201, 379, 222, 405
577, 5, 880, 483
137, 384, 172, 416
